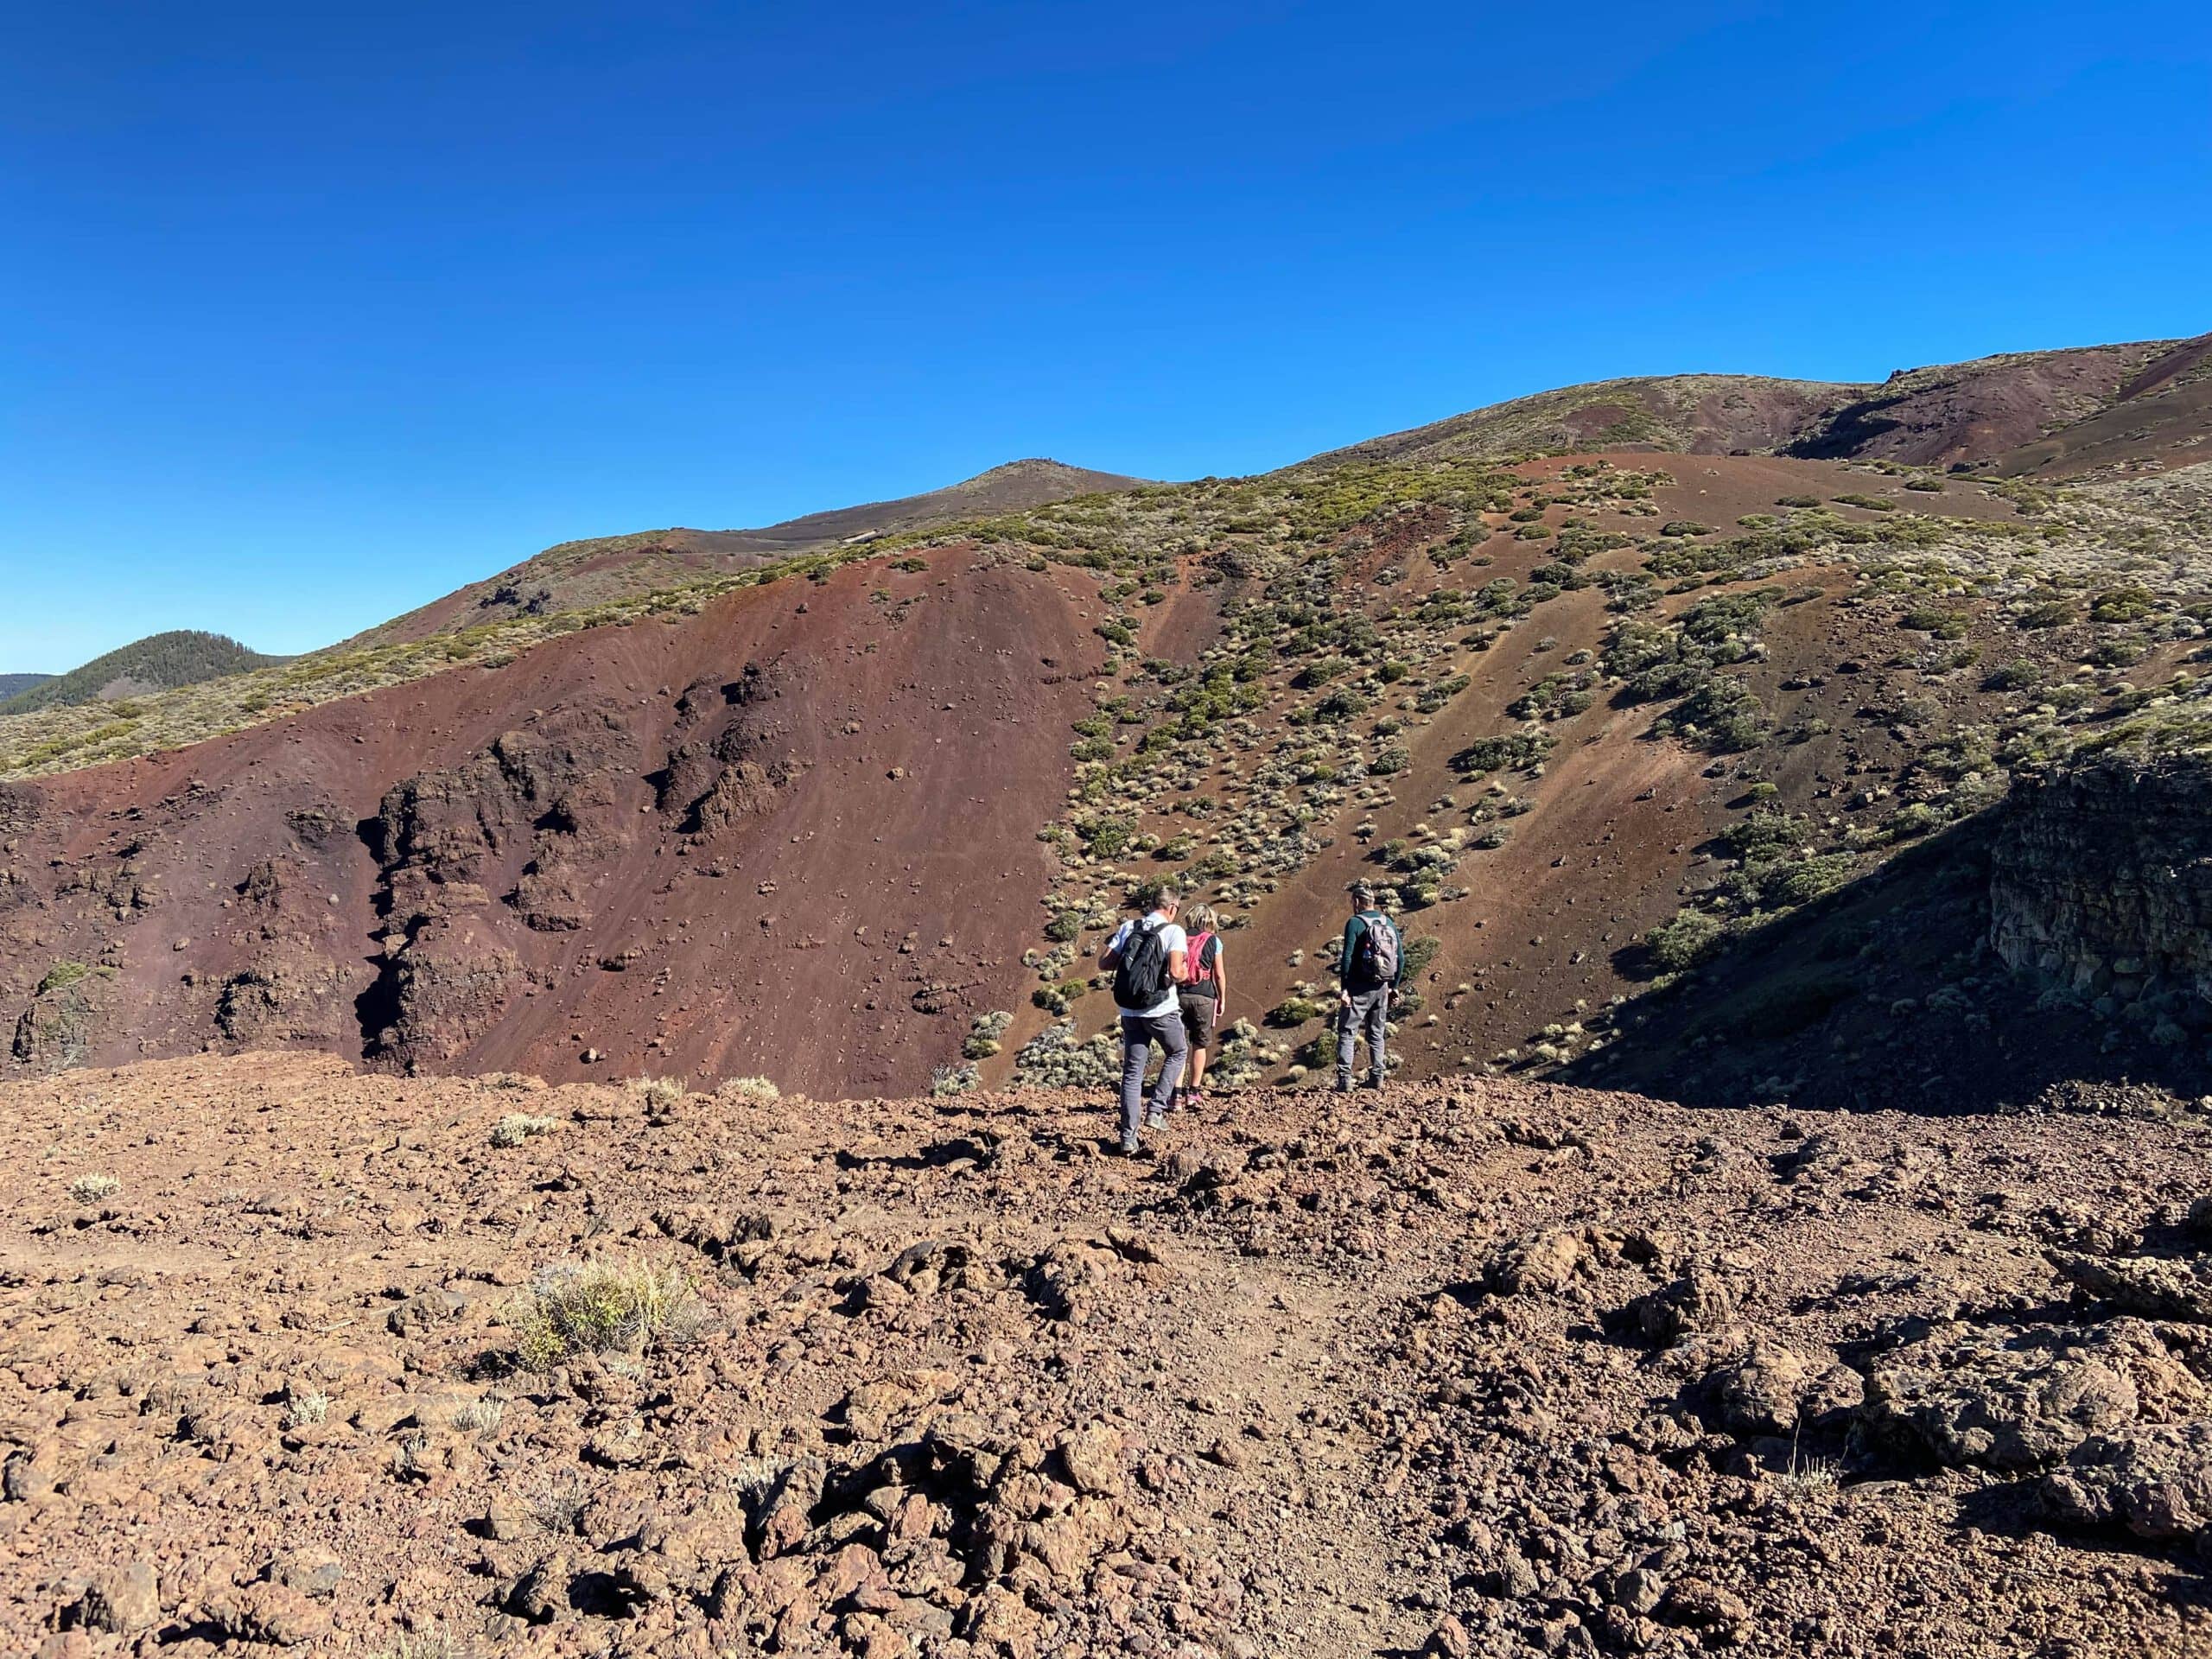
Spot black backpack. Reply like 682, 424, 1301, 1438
1114, 919, 1173, 1008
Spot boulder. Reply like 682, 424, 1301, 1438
1056, 1422, 1126, 1497
1629, 1267, 1738, 1346
1484, 1229, 1587, 1296
1703, 1343, 1810, 1437
2048, 1248, 2212, 1324
2040, 1421, 2212, 1546
1860, 1318, 2204, 1472
77, 1561, 159, 1635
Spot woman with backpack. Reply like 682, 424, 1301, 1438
1176, 904, 1229, 1108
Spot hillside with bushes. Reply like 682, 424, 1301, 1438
0, 630, 284, 714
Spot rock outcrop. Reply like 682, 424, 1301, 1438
1992, 753, 2212, 1044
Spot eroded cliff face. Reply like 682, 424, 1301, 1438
1991, 753, 2212, 1045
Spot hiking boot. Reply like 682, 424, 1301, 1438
1363, 1074, 1386, 1090
1117, 1134, 1142, 1157
1333, 1077, 1354, 1095
1146, 1109, 1168, 1130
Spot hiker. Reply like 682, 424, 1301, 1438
1099, 887, 1190, 1154
1177, 903, 1228, 1108
1335, 880, 1402, 1092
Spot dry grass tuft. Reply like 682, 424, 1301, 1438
507, 1256, 696, 1370
67, 1173, 119, 1205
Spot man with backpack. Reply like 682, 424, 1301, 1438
1335, 880, 1402, 1092
1099, 887, 1191, 1154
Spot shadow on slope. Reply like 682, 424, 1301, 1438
1565, 817, 2210, 1114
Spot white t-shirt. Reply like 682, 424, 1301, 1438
1108, 912, 1188, 1019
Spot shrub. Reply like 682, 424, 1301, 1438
963, 1009, 1013, 1059
1268, 992, 1332, 1027
1415, 674, 1471, 714
1081, 817, 1135, 859
1293, 657, 1350, 689
1043, 910, 1084, 943
35, 961, 94, 996
68, 1173, 119, 1204
1759, 852, 1857, 909
1645, 909, 1724, 972
491, 1114, 561, 1148
1452, 731, 1554, 776
635, 1077, 686, 1111
1900, 607, 1970, 639
2090, 587, 2157, 625
717, 1077, 781, 1105
1722, 812, 1797, 861
508, 1257, 696, 1370
1662, 678, 1769, 753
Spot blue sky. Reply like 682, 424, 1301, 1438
3, 2, 2209, 671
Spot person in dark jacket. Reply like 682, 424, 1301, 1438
1334, 880, 1401, 1091
1100, 887, 1190, 1154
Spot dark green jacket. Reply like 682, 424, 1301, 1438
1338, 910, 1401, 993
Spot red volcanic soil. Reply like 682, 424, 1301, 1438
1992, 334, 2212, 477
0, 550, 1111, 1096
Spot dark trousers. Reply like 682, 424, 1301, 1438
1118, 1012, 1188, 1143
1337, 988, 1390, 1085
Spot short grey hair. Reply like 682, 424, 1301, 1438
1152, 885, 1180, 910
1351, 879, 1376, 901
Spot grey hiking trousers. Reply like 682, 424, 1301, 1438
1118, 1011, 1188, 1145
1337, 988, 1390, 1086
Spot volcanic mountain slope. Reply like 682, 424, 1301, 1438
8, 446, 2212, 1106
8, 1053, 2212, 1658
1322, 333, 2209, 477
1321, 374, 1859, 467
0, 549, 1111, 1098
1985, 333, 2212, 478
353, 459, 1149, 651
1786, 336, 2203, 473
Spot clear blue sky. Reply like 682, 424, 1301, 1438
4, 2, 2209, 671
